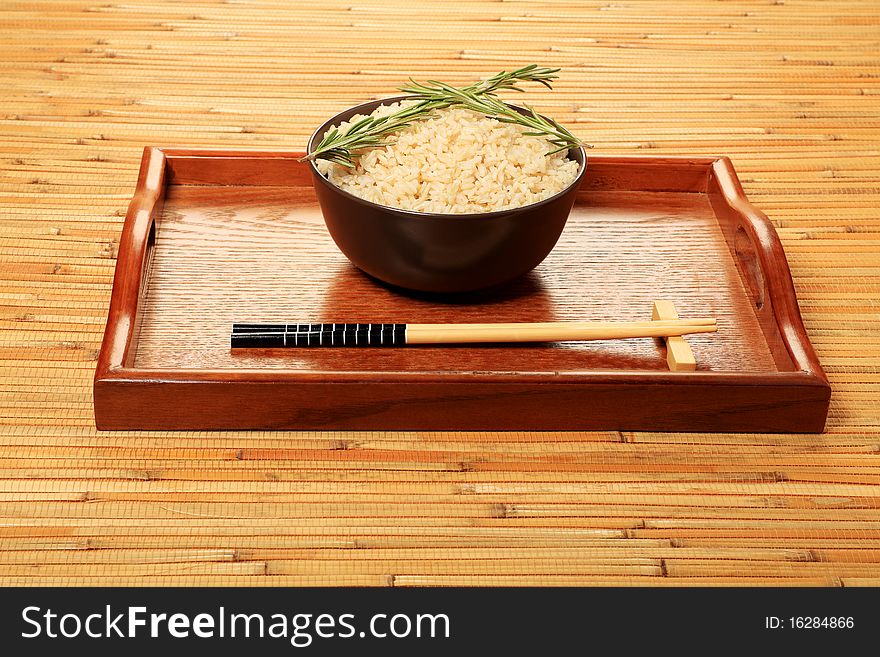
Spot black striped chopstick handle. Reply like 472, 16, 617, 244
231, 323, 406, 348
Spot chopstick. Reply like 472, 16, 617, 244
231, 319, 717, 348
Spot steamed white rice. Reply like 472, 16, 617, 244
316, 102, 579, 214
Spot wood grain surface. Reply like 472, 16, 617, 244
139, 166, 770, 372
2, 0, 880, 585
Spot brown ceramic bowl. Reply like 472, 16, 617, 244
307, 96, 587, 293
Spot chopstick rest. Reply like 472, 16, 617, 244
653, 300, 697, 372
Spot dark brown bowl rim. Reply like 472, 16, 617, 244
306, 95, 588, 220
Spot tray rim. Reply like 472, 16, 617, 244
94, 147, 830, 431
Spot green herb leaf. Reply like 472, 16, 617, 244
302, 66, 586, 166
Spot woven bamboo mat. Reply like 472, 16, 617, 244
1, 0, 879, 586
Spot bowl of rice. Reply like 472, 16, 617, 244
307, 96, 587, 293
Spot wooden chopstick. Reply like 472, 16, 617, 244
406, 320, 716, 344
231, 319, 717, 348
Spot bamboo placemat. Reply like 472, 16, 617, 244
1, 0, 878, 586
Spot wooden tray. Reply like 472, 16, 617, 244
94, 148, 830, 432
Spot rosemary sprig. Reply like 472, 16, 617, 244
458, 64, 561, 95
305, 99, 444, 167
401, 74, 584, 157
304, 65, 585, 166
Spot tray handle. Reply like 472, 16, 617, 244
708, 157, 826, 379
95, 147, 166, 374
